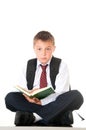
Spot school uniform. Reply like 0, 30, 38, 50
5, 57, 83, 126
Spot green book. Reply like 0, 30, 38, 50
15, 85, 55, 99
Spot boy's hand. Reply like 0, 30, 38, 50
23, 94, 41, 105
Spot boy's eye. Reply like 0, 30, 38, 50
37, 48, 41, 50
46, 48, 51, 51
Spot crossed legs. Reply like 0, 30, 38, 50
5, 90, 83, 125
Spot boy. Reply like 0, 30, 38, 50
5, 31, 83, 126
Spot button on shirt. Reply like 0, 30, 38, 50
16, 59, 70, 106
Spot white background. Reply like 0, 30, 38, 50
0, 0, 86, 127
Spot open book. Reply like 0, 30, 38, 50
15, 85, 55, 99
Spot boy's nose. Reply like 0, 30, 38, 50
42, 50, 46, 55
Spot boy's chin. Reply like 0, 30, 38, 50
40, 60, 48, 65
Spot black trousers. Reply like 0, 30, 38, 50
5, 90, 83, 123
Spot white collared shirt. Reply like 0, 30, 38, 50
16, 59, 70, 105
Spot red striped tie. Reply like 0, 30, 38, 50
40, 65, 48, 88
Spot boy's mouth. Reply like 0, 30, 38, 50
41, 57, 47, 60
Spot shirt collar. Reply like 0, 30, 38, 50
37, 58, 52, 68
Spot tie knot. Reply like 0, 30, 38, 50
40, 64, 48, 71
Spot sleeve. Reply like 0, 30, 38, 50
41, 60, 70, 105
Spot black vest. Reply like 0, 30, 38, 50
26, 56, 61, 90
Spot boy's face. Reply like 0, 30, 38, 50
33, 40, 56, 65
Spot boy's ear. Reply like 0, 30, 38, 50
33, 45, 36, 52
53, 46, 56, 52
